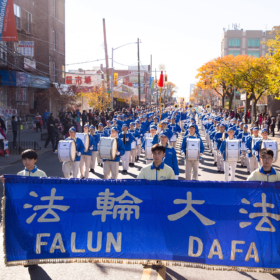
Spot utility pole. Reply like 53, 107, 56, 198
137, 38, 141, 107
103, 19, 110, 100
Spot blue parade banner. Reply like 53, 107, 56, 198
3, 175, 280, 272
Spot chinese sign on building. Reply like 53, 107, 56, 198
19, 41, 34, 57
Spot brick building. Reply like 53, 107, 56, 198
0, 0, 65, 120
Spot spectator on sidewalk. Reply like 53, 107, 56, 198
0, 114, 6, 132
44, 115, 55, 148
277, 114, 280, 132
0, 122, 7, 156
42, 109, 50, 129
88, 109, 93, 126
11, 116, 18, 147
51, 121, 60, 154
35, 112, 42, 132
82, 110, 88, 127
271, 117, 276, 137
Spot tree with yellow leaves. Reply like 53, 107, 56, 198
76, 84, 111, 111
265, 28, 280, 99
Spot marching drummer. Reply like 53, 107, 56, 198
128, 122, 140, 167
89, 125, 100, 174
237, 124, 250, 170
158, 131, 179, 180
142, 125, 157, 164
119, 124, 135, 174
80, 124, 96, 179
219, 127, 239, 181
181, 124, 204, 180
62, 127, 85, 179
245, 127, 261, 174
168, 116, 181, 149
252, 128, 271, 167
135, 120, 144, 161
104, 121, 112, 137
103, 127, 125, 179
96, 123, 106, 167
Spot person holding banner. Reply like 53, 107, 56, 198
103, 127, 125, 179
138, 144, 175, 180
181, 124, 204, 180
247, 148, 280, 182
158, 131, 179, 179
62, 127, 85, 179
80, 125, 96, 179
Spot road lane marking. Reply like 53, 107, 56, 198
141, 266, 152, 280
157, 265, 166, 280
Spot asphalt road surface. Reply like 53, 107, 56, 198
1, 127, 280, 280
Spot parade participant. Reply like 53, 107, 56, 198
128, 122, 140, 167
237, 124, 250, 169
119, 124, 135, 174
210, 123, 220, 165
219, 127, 240, 181
89, 125, 100, 174
62, 127, 85, 178
104, 121, 112, 137
247, 148, 280, 182
245, 127, 261, 174
168, 116, 181, 149
158, 131, 179, 179
135, 121, 144, 161
252, 128, 271, 167
143, 125, 159, 164
96, 123, 106, 167
80, 125, 96, 179
103, 127, 125, 179
138, 144, 175, 180
17, 149, 47, 177
181, 124, 204, 180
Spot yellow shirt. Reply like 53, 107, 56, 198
17, 166, 47, 177
138, 162, 175, 181
247, 167, 280, 182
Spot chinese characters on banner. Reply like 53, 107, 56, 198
19, 41, 34, 57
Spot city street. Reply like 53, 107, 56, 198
0, 126, 280, 280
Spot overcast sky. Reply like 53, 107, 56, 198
65, 0, 280, 99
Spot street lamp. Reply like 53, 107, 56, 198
111, 41, 141, 109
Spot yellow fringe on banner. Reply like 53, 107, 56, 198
2, 195, 280, 274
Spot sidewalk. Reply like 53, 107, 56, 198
0, 127, 52, 168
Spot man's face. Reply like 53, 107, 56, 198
227, 130, 234, 138
22, 158, 37, 170
90, 128, 95, 134
160, 135, 168, 145
150, 128, 156, 135
262, 132, 268, 139
130, 125, 134, 130
152, 150, 165, 163
84, 127, 89, 133
260, 154, 273, 169
69, 131, 75, 138
172, 119, 175, 124
98, 126, 103, 131
161, 123, 167, 129
111, 130, 117, 137
244, 127, 248, 133
189, 127, 195, 135
253, 130, 259, 136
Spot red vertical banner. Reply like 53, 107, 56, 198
1, 0, 18, 41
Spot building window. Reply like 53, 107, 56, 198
0, 42, 7, 64
228, 50, 240, 56
248, 38, 260, 48
26, 11, 32, 33
53, 0, 56, 17
248, 51, 260, 58
53, 31, 56, 50
14, 4, 21, 29
229, 38, 240, 47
